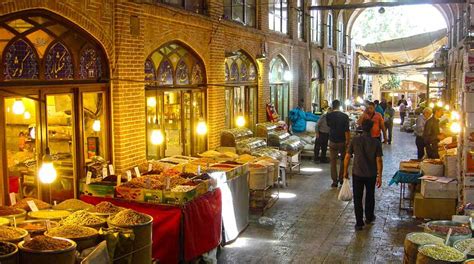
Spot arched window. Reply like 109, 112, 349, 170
145, 42, 206, 159
310, 0, 322, 45
80, 46, 102, 79
337, 19, 344, 52
326, 63, 335, 102
3, 39, 38, 80
224, 51, 258, 129
338, 66, 345, 100
45, 42, 73, 80
327, 12, 333, 48
269, 55, 291, 122
269, 0, 288, 34
311, 60, 322, 112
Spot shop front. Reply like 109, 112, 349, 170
0, 11, 109, 203
224, 51, 258, 130
269, 55, 291, 122
144, 42, 207, 160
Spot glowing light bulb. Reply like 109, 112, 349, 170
429, 102, 435, 108
283, 71, 293, 81
344, 99, 351, 106
23, 111, 31, 119
151, 129, 164, 145
39, 162, 57, 184
196, 120, 207, 135
147, 97, 157, 107
236, 115, 246, 127
356, 96, 364, 104
451, 111, 460, 120
450, 122, 461, 134
436, 101, 443, 107
92, 120, 101, 132
30, 127, 36, 139
444, 105, 450, 111
12, 99, 25, 115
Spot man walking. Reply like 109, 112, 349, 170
398, 95, 408, 126
326, 100, 350, 188
423, 106, 444, 159
374, 100, 384, 116
343, 119, 383, 231
357, 102, 387, 143
314, 108, 331, 163
384, 102, 395, 144
415, 107, 432, 159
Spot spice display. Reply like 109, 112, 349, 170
0, 226, 27, 240
18, 221, 58, 235
0, 206, 23, 216
454, 239, 474, 255
171, 185, 195, 192
90, 201, 123, 214
47, 225, 97, 239
0, 218, 9, 226
12, 198, 51, 212
121, 174, 190, 190
109, 209, 150, 226
29, 210, 71, 220
407, 232, 444, 245
419, 244, 465, 262
53, 199, 94, 211
0, 241, 16, 255
427, 224, 471, 235
60, 210, 105, 226
23, 235, 71, 251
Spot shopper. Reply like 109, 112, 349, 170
357, 102, 387, 143
326, 100, 350, 188
398, 95, 408, 126
380, 99, 387, 112
374, 100, 384, 116
384, 102, 395, 144
415, 107, 432, 159
314, 108, 331, 163
343, 119, 383, 231
423, 106, 444, 159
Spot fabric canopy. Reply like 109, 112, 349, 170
358, 28, 448, 69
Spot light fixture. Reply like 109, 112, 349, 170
147, 97, 157, 107
356, 96, 364, 104
196, 119, 207, 135
451, 111, 460, 120
38, 148, 57, 184
23, 111, 31, 120
12, 99, 25, 115
30, 126, 36, 139
344, 99, 351, 106
151, 129, 164, 145
256, 53, 267, 61
429, 102, 435, 108
450, 122, 461, 134
436, 101, 444, 107
236, 115, 246, 128
283, 71, 293, 81
92, 120, 101, 132
389, 92, 393, 97
444, 105, 450, 110
393, 93, 399, 96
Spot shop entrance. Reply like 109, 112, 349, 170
269, 55, 291, 122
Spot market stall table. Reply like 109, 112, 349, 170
389, 170, 423, 212
81, 189, 222, 263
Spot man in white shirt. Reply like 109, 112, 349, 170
415, 107, 432, 159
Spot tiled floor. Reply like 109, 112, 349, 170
218, 127, 422, 263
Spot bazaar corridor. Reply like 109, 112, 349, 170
219, 127, 420, 263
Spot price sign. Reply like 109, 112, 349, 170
12, 216, 16, 228
46, 220, 51, 232
86, 171, 92, 185
148, 163, 153, 172
9, 193, 16, 206
197, 165, 201, 176
109, 164, 115, 176
134, 167, 141, 178
53, 200, 57, 206
27, 200, 39, 212
126, 170, 132, 181
166, 177, 171, 190
102, 167, 108, 178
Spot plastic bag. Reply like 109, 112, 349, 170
338, 179, 353, 201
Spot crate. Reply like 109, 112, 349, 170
163, 188, 198, 205
80, 182, 115, 198
249, 166, 269, 190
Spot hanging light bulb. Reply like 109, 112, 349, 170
151, 129, 164, 145
451, 111, 460, 120
92, 120, 101, 132
444, 105, 450, 111
196, 119, 207, 135
450, 122, 461, 134
436, 101, 444, 107
38, 148, 57, 184
236, 115, 246, 128
344, 99, 351, 106
429, 102, 435, 108
23, 111, 31, 119
147, 97, 157, 107
12, 99, 25, 115
356, 96, 364, 104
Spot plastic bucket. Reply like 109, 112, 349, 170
107, 214, 153, 264
18, 237, 76, 264
0, 241, 19, 264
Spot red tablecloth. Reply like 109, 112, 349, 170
81, 189, 222, 263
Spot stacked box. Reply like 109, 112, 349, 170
80, 182, 115, 198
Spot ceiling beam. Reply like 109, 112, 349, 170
310, 0, 466, 10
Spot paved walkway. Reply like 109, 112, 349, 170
218, 128, 422, 263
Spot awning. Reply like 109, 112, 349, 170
357, 28, 448, 71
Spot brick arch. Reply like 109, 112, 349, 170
0, 6, 113, 67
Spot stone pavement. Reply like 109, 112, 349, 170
218, 128, 423, 264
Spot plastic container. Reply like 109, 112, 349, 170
0, 241, 19, 264
17, 220, 59, 237
107, 213, 153, 264
45, 226, 98, 252
18, 237, 76, 264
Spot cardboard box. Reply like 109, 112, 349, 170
421, 179, 458, 199
163, 188, 197, 205
115, 186, 163, 203
414, 193, 456, 220
80, 182, 115, 198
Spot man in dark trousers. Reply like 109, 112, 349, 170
326, 100, 350, 188
423, 106, 444, 159
314, 108, 331, 163
343, 119, 383, 231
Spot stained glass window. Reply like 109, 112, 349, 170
191, 63, 203, 84
176, 59, 189, 85
249, 64, 256, 81
158, 59, 173, 85
225, 51, 257, 83
144, 59, 156, 81
45, 42, 73, 79
230, 61, 239, 81
80, 47, 102, 79
225, 64, 230, 81
270, 55, 288, 83
240, 63, 248, 81
4, 39, 39, 80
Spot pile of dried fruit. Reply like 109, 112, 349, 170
171, 185, 195, 192
60, 210, 105, 226
418, 244, 465, 262
121, 174, 190, 190
109, 209, 150, 226
18, 221, 55, 234
53, 199, 93, 211
29, 210, 71, 220
454, 238, 474, 255
0, 226, 26, 240
12, 198, 51, 212
90, 202, 123, 214
47, 225, 97, 239
427, 225, 471, 235
0, 241, 16, 255
407, 232, 444, 245
0, 206, 23, 216
23, 235, 71, 251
